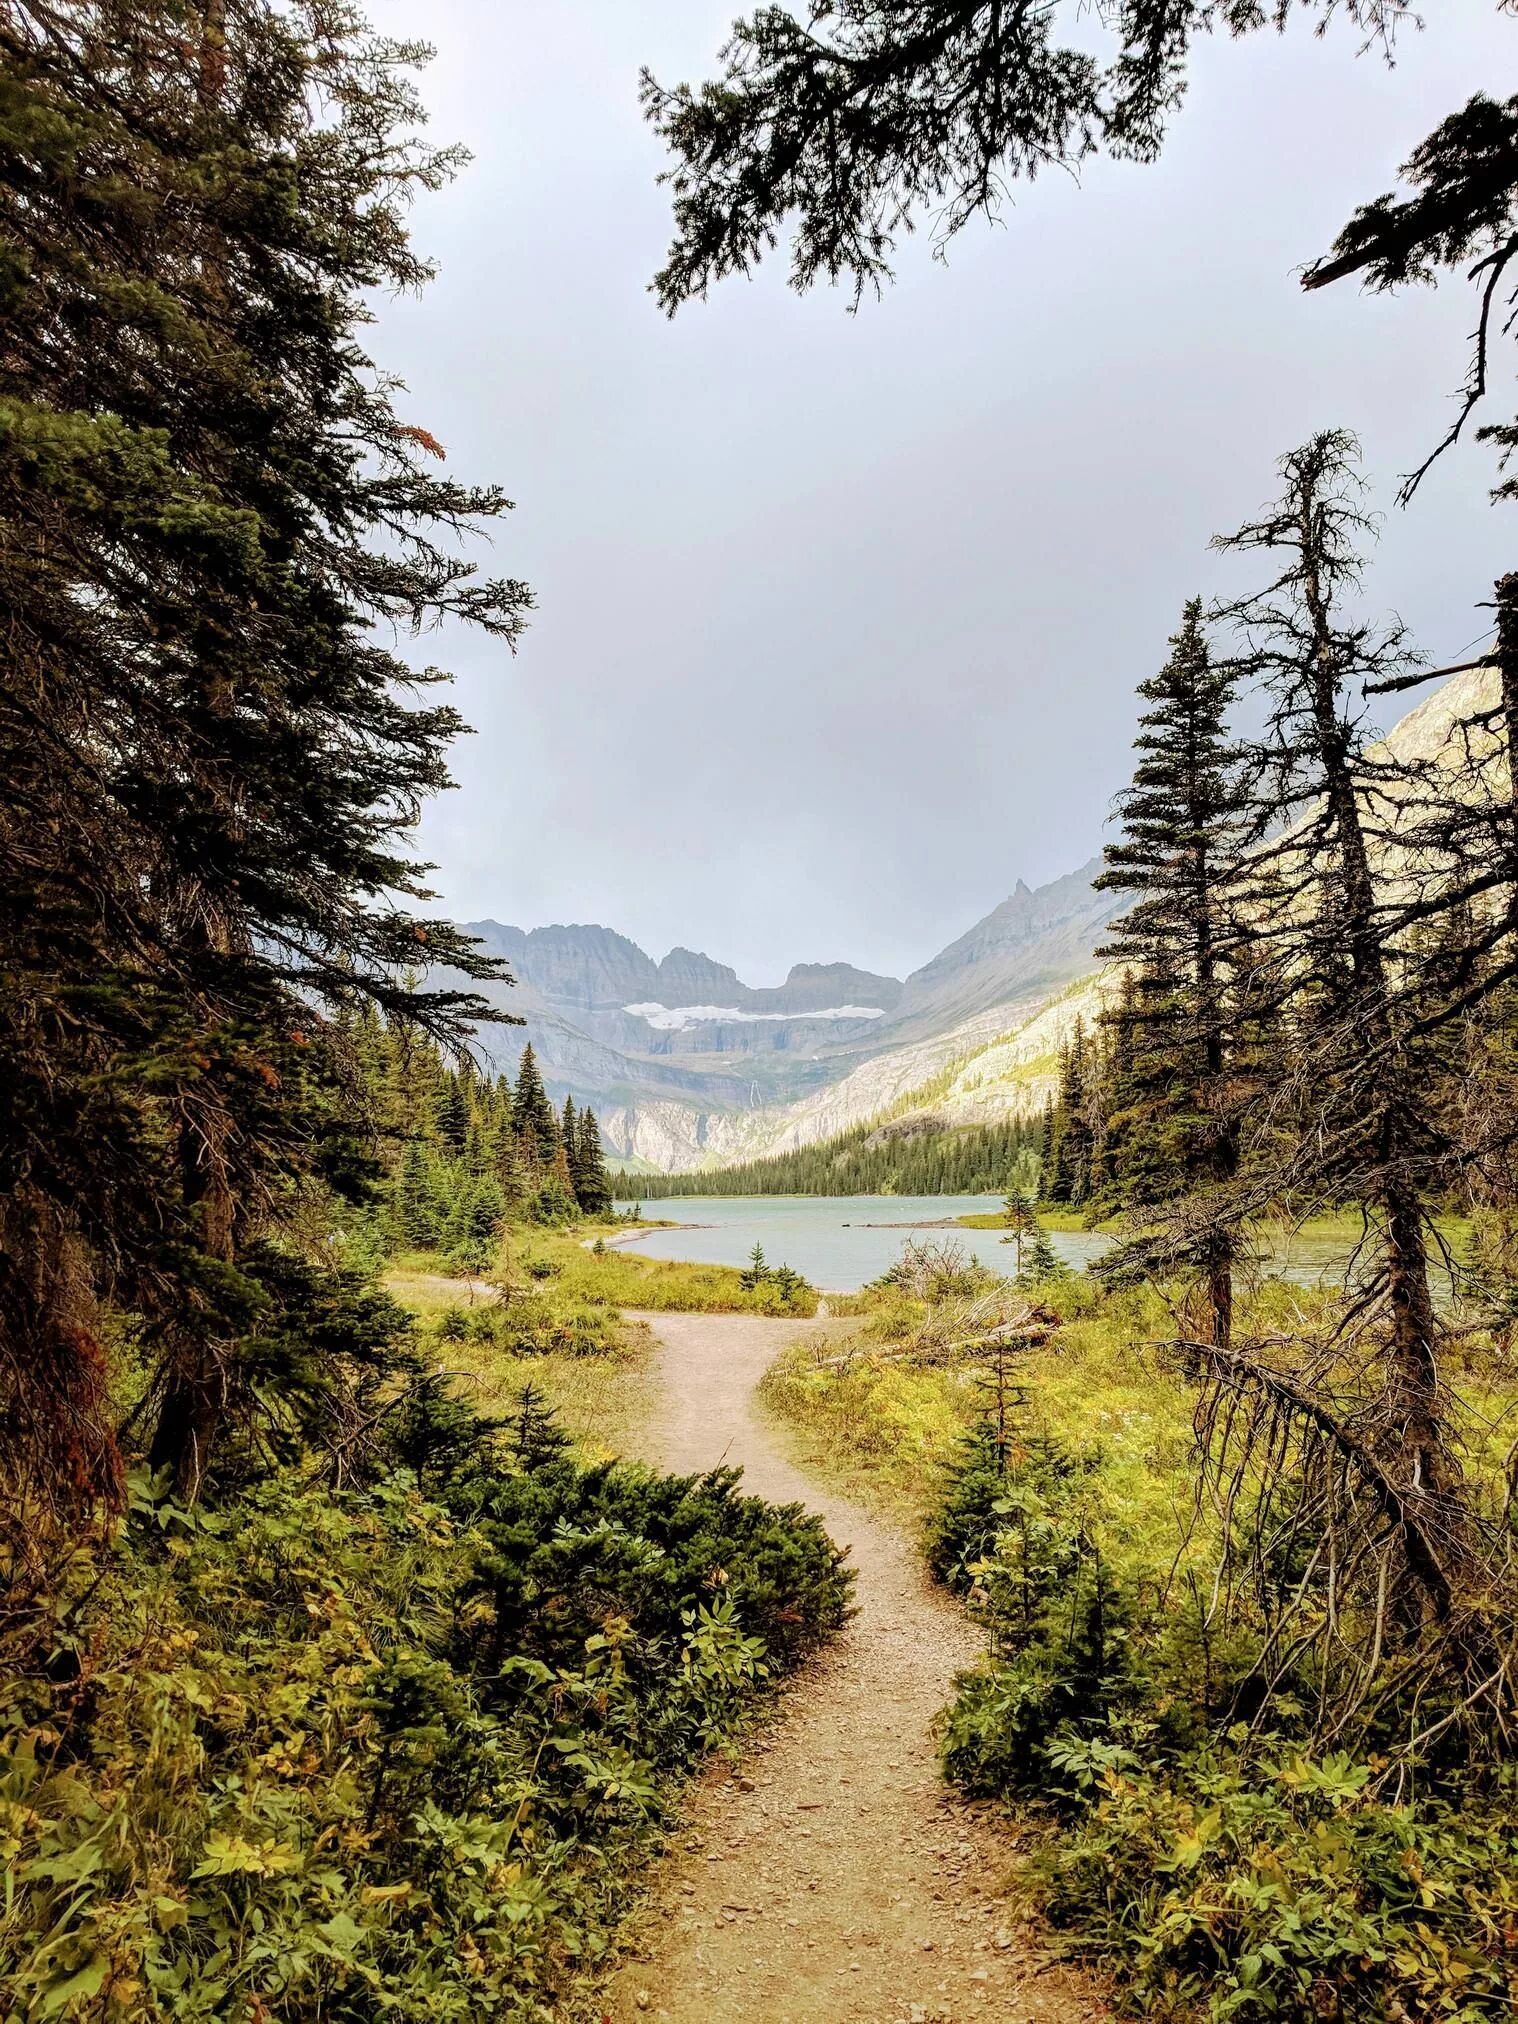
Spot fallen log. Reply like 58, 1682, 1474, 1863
808, 1309, 1059, 1372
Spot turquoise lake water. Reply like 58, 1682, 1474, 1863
611, 1194, 1432, 1297
616, 1195, 1102, 1291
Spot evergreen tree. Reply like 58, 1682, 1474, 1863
572, 1109, 613, 1216
546, 1134, 578, 1218
644, 4, 1407, 313
1094, 598, 1249, 1345
511, 1046, 560, 1169
396, 1144, 440, 1252
436, 1073, 472, 1160
999, 1188, 1039, 1278
1037, 1098, 1056, 1194
613, 1114, 1039, 1201
1017, 1221, 1068, 1289
489, 1098, 527, 1206
505, 1383, 572, 1470
1304, 96, 1518, 503
0, 1, 528, 1511
1048, 1024, 1095, 1207
1211, 431, 1465, 1624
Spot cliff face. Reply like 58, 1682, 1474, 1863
887, 858, 1121, 1039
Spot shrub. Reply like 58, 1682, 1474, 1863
875, 1237, 994, 1302
1037, 1744, 1518, 2021
0, 1385, 852, 2022
922, 1309, 1518, 2021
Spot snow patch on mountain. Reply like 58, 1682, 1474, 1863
625, 1001, 889, 1031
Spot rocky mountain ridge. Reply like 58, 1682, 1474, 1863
460, 858, 1122, 1169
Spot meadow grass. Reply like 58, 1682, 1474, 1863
382, 1246, 657, 1460
384, 1222, 818, 1461
757, 1276, 1200, 1541
509, 1224, 821, 1315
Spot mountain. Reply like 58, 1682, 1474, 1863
459, 860, 1122, 1170
455, 672, 1493, 1175
889, 858, 1118, 1039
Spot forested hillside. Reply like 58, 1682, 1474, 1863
616, 1115, 1037, 1198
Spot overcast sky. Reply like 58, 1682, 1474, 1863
366, 1, 1515, 986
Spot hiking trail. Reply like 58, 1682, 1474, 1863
603, 1310, 1107, 2024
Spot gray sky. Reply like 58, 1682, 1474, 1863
368, 0, 1515, 986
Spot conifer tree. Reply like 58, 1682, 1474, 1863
1207, 431, 1467, 1627
1095, 599, 1249, 1345
1037, 1098, 1057, 1196
396, 1144, 440, 1252
511, 1046, 560, 1169
573, 1109, 614, 1216
0, 2, 529, 1509
642, 2, 1390, 313
546, 1135, 578, 1219
490, 1098, 527, 1206
436, 1074, 472, 1160
1048, 1024, 1095, 1206
1017, 1219, 1068, 1289
999, 1188, 1039, 1278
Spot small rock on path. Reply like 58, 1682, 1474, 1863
603, 1311, 1106, 2024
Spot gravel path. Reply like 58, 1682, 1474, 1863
602, 1311, 1106, 2024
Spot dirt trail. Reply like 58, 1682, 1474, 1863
603, 1311, 1105, 2024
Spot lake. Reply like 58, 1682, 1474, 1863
611, 1194, 1430, 1297
616, 1195, 1102, 1292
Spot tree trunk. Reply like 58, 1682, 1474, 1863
147, 1100, 236, 1501
1298, 512, 1447, 1561
1495, 572, 1518, 883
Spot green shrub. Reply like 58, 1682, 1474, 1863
0, 1387, 851, 2021
924, 1338, 1518, 2020
1037, 1743, 1518, 2021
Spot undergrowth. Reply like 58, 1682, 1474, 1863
762, 1269, 1518, 2020
0, 1251, 850, 2021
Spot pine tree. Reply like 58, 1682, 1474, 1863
1048, 1025, 1094, 1207
1017, 1221, 1068, 1289
489, 1098, 526, 1205
1037, 1099, 1056, 1196
505, 1383, 572, 1470
436, 1073, 472, 1159
511, 1045, 560, 1169
396, 1144, 439, 1252
999, 1188, 1039, 1278
0, 2, 529, 1511
643, 4, 1386, 313
1208, 431, 1468, 1629
1094, 598, 1249, 1345
572, 1109, 613, 1216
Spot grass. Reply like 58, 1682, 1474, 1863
383, 1221, 820, 1464
381, 1260, 652, 1461
760, 1274, 1369, 1540
760, 1330, 975, 1521
511, 1224, 821, 1316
